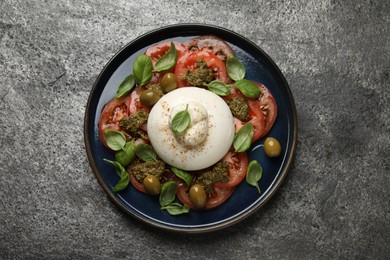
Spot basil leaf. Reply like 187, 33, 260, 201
171, 167, 193, 186
159, 181, 178, 207
115, 74, 136, 98
226, 56, 245, 81
203, 80, 231, 96
115, 141, 135, 166
112, 170, 129, 192
133, 54, 153, 86
103, 130, 126, 151
135, 143, 157, 162
103, 159, 129, 192
246, 160, 262, 193
161, 202, 190, 215
103, 158, 125, 173
233, 122, 254, 152
154, 42, 177, 72
171, 105, 191, 133
233, 79, 260, 98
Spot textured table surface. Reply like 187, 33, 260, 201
1, 0, 389, 259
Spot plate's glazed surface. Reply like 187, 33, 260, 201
84, 24, 297, 233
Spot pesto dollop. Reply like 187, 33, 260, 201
185, 59, 214, 86
119, 110, 149, 139
226, 97, 250, 121
196, 161, 229, 193
127, 160, 166, 183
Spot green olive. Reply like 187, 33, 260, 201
264, 137, 281, 157
160, 73, 177, 93
189, 184, 207, 209
140, 89, 161, 106
143, 174, 161, 195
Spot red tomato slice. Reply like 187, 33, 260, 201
98, 95, 132, 149
130, 173, 147, 193
176, 181, 235, 210
184, 35, 236, 63
149, 72, 164, 85
145, 41, 188, 69
244, 101, 265, 142
224, 88, 266, 142
174, 50, 228, 87
252, 82, 278, 138
98, 88, 151, 149
214, 151, 248, 188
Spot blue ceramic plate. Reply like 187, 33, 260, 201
84, 24, 297, 233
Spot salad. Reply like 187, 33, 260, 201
98, 35, 280, 215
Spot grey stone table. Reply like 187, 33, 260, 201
1, 0, 388, 259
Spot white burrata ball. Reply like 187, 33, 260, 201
147, 87, 234, 171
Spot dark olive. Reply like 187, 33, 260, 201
160, 73, 177, 93
143, 174, 161, 195
140, 89, 161, 106
264, 137, 281, 157
189, 184, 207, 209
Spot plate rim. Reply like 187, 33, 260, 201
83, 23, 298, 234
